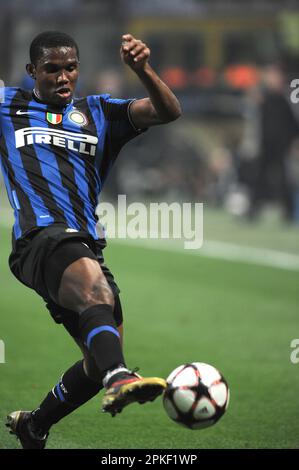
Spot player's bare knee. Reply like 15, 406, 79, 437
76, 276, 114, 311
59, 276, 114, 312
88, 277, 114, 308
58, 258, 114, 311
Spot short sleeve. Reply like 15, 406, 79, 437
98, 94, 146, 144
91, 94, 147, 182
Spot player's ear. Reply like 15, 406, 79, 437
26, 63, 36, 80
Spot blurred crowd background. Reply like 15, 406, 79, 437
1, 0, 299, 225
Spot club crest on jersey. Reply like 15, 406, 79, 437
46, 112, 62, 125
68, 110, 88, 126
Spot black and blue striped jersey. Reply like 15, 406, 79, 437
0, 87, 142, 242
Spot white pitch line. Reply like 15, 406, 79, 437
111, 236, 299, 272
200, 240, 299, 271
1, 213, 298, 271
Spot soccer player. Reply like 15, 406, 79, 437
0, 31, 181, 449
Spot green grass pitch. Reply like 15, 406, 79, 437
0, 225, 298, 449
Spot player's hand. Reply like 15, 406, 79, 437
120, 34, 150, 71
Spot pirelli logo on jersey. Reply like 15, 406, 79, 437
14, 127, 98, 156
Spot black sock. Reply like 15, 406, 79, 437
78, 304, 125, 375
31, 360, 102, 434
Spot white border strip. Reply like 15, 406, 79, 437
111, 236, 299, 272
201, 240, 299, 271
1, 212, 298, 271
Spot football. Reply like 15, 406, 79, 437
163, 362, 229, 429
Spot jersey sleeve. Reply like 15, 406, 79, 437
90, 93, 147, 182
99, 94, 146, 143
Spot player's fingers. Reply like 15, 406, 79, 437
121, 35, 134, 53
121, 42, 135, 54
122, 39, 142, 53
133, 48, 150, 63
122, 34, 133, 43
129, 43, 146, 57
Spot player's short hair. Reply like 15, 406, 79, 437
30, 31, 79, 65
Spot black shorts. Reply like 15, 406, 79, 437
9, 224, 122, 335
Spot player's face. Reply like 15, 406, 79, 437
33, 47, 79, 106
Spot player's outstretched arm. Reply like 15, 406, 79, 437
120, 34, 182, 129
